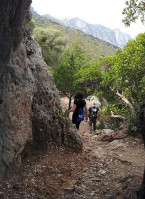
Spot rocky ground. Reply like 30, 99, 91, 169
0, 120, 144, 199
0, 97, 144, 199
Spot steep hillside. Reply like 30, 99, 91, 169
32, 13, 118, 59
61, 17, 132, 48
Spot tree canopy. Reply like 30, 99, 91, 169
29, 19, 36, 33
33, 27, 67, 67
31, 11, 145, 125
53, 39, 90, 109
122, 0, 145, 25
76, 33, 145, 119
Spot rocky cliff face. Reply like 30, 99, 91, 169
114, 29, 132, 48
0, 0, 82, 175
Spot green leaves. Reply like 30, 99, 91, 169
29, 20, 36, 33
33, 27, 67, 67
102, 33, 145, 115
77, 33, 145, 117
53, 39, 90, 97
122, 0, 145, 25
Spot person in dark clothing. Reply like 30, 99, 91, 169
69, 92, 88, 130
88, 101, 100, 132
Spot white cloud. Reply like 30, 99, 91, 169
32, 0, 145, 38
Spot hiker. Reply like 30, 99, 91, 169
69, 92, 88, 130
88, 101, 100, 132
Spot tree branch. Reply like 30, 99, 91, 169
61, 91, 69, 99
110, 111, 126, 120
116, 90, 135, 115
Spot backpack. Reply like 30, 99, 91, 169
89, 107, 98, 119
77, 108, 84, 122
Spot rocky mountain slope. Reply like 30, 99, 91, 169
41, 13, 132, 48
61, 17, 132, 48
32, 13, 118, 59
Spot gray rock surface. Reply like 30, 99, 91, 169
0, 0, 82, 174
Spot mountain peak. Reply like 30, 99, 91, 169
61, 17, 132, 48
61, 17, 88, 30
31, 11, 132, 48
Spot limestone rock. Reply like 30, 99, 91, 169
0, 0, 82, 174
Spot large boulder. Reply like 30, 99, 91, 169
0, 0, 82, 175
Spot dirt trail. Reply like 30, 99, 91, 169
0, 97, 144, 199
0, 120, 144, 199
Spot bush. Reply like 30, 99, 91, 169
59, 106, 68, 118
96, 120, 105, 130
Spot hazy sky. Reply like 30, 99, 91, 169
32, 0, 145, 38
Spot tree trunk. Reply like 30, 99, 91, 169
116, 90, 135, 115
110, 111, 126, 120
68, 94, 72, 111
